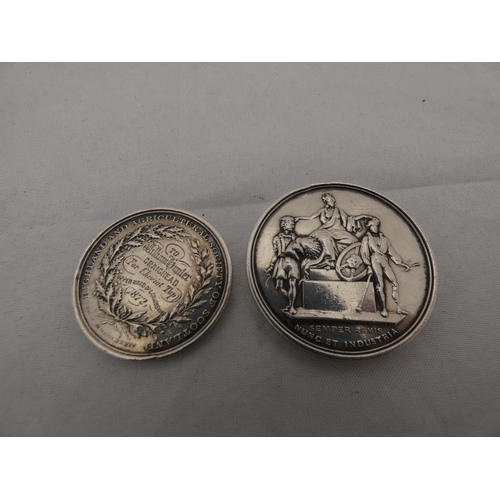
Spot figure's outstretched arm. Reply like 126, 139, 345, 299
354, 214, 371, 221
294, 209, 321, 222
266, 238, 279, 275
388, 243, 410, 271
267, 253, 277, 269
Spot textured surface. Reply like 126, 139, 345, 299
1, 62, 499, 436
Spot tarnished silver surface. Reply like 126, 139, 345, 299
74, 209, 231, 359
248, 183, 436, 358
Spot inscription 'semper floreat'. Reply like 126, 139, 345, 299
74, 209, 231, 359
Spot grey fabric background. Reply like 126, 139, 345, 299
1, 62, 499, 436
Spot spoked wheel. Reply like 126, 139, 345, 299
335, 242, 369, 282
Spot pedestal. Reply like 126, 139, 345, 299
302, 280, 376, 314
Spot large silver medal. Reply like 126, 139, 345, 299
248, 183, 436, 358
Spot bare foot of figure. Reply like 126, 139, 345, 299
381, 308, 389, 318
397, 307, 409, 315
289, 307, 297, 315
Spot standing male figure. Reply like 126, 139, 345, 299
360, 217, 410, 318
266, 216, 300, 315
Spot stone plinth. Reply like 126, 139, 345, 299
308, 269, 341, 281
302, 280, 376, 314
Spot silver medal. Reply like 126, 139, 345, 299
247, 183, 436, 358
74, 209, 232, 359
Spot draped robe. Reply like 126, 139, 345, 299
309, 206, 360, 264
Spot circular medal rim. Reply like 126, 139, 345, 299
247, 183, 437, 359
74, 208, 232, 360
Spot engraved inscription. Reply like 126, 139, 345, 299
93, 224, 214, 339
124, 286, 149, 306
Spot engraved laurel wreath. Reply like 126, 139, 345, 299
95, 224, 214, 338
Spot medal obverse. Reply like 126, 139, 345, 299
74, 209, 231, 359
247, 183, 436, 358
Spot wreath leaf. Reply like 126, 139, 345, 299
95, 281, 106, 297
127, 311, 147, 321
190, 299, 207, 308
110, 287, 122, 314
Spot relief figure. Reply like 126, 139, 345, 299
266, 216, 300, 314
360, 217, 411, 317
265, 196, 416, 322
294, 193, 368, 270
